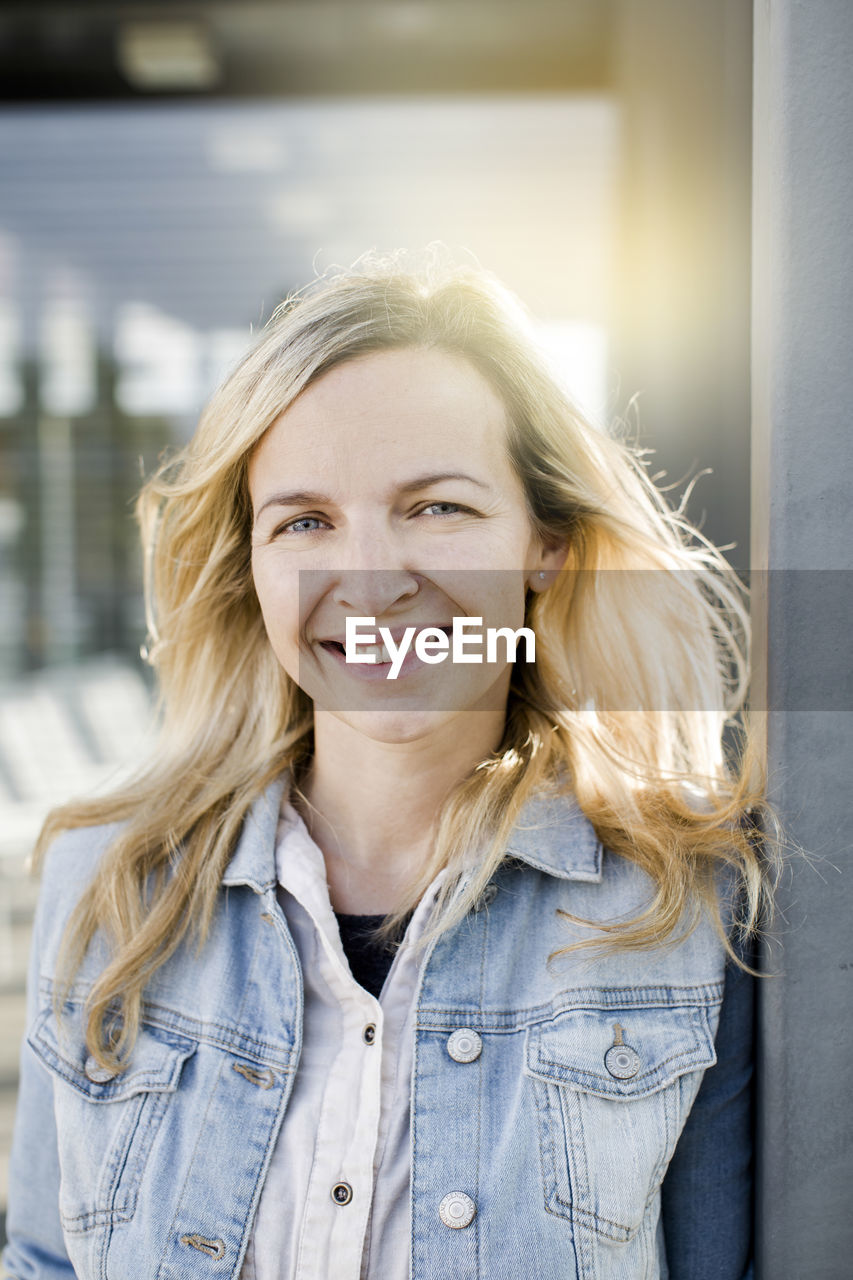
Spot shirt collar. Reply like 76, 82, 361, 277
221, 771, 603, 891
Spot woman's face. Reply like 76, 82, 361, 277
248, 345, 565, 747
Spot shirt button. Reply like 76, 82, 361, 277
84, 1056, 117, 1084
331, 1182, 353, 1206
447, 1028, 482, 1063
439, 1191, 476, 1229
362, 1023, 377, 1045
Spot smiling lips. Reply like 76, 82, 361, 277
317, 625, 452, 667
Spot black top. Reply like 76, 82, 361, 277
334, 913, 396, 1000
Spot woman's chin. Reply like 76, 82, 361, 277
322, 706, 463, 746
305, 666, 512, 749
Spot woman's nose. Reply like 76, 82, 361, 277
331, 568, 420, 616
328, 524, 420, 614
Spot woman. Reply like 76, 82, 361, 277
4, 250, 771, 1280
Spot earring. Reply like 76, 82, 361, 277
539, 572, 546, 580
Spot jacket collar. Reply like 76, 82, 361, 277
221, 774, 288, 893
504, 784, 603, 882
221, 771, 603, 892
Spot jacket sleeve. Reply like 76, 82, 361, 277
659, 938, 756, 1280
2, 868, 76, 1279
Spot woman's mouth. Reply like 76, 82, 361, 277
319, 638, 394, 664
316, 626, 453, 677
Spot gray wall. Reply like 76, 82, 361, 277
752, 1, 853, 1274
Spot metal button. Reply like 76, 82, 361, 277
604, 1044, 641, 1079
362, 1023, 376, 1045
331, 1181, 353, 1206
439, 1191, 476, 1229
447, 1028, 482, 1063
84, 1055, 117, 1084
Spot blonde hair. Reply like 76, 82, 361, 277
40, 248, 777, 1070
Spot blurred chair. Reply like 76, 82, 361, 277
0, 657, 154, 986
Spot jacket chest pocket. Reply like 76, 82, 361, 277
524, 1002, 717, 1244
28, 1004, 197, 1235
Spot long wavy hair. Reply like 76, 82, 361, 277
39, 248, 778, 1071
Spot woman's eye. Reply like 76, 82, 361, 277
276, 515, 329, 535
419, 501, 471, 517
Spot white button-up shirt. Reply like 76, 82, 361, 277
240, 799, 448, 1280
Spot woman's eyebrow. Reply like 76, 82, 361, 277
396, 471, 492, 494
254, 490, 331, 522
254, 472, 491, 523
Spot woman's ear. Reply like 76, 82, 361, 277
527, 537, 569, 592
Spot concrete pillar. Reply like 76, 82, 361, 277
751, 2, 853, 1275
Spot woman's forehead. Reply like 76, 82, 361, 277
288, 345, 505, 423
250, 346, 513, 490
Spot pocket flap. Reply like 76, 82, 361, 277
525, 1003, 717, 1099
29, 1006, 197, 1102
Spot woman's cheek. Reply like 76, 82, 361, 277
252, 559, 298, 658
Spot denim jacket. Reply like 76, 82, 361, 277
4, 776, 737, 1280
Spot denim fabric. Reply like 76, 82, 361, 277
661, 948, 756, 1279
3, 776, 747, 1280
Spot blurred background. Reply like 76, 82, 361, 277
0, 0, 752, 1241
